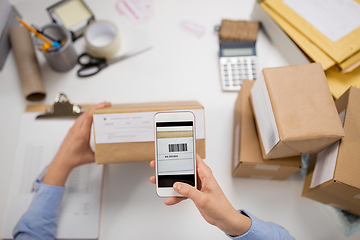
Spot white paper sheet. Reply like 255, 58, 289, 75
284, 0, 360, 42
310, 110, 345, 188
251, 71, 280, 154
93, 109, 205, 144
1, 113, 102, 239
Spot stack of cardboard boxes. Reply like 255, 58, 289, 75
232, 80, 302, 180
302, 87, 360, 216
233, 63, 344, 179
233, 63, 360, 216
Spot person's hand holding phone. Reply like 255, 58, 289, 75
150, 154, 251, 237
43, 102, 111, 187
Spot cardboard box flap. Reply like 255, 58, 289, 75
323, 181, 360, 206
304, 181, 360, 214
263, 63, 345, 153
94, 101, 203, 114
284, 136, 343, 155
259, 137, 300, 159
334, 87, 350, 114
334, 87, 360, 189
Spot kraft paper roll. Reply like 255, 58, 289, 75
84, 20, 120, 58
10, 25, 46, 101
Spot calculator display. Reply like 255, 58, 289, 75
222, 48, 254, 57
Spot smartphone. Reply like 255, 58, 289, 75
154, 111, 197, 197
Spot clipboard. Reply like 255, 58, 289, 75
1, 93, 102, 240
25, 93, 88, 118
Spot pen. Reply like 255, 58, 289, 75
31, 164, 49, 192
15, 17, 61, 49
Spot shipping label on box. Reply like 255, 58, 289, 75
250, 71, 279, 154
93, 101, 205, 164
309, 111, 345, 189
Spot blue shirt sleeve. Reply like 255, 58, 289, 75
13, 183, 65, 240
228, 210, 295, 240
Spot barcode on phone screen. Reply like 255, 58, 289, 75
169, 143, 187, 152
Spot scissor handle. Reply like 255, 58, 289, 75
77, 53, 108, 77
77, 65, 103, 77
78, 53, 105, 66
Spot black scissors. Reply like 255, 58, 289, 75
77, 46, 152, 77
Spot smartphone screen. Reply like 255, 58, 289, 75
156, 121, 196, 188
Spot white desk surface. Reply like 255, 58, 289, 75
1, 0, 359, 239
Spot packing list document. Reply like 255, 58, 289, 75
93, 109, 205, 144
156, 123, 195, 178
1, 113, 103, 239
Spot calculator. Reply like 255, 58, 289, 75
219, 41, 258, 91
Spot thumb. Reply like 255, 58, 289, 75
173, 182, 202, 201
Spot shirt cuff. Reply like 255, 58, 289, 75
27, 183, 65, 218
227, 210, 294, 240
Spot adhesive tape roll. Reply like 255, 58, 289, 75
84, 20, 120, 58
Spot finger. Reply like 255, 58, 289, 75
196, 154, 213, 179
71, 108, 87, 129
75, 103, 108, 131
164, 197, 187, 206
81, 102, 111, 132
150, 160, 155, 169
196, 154, 208, 169
149, 176, 156, 184
92, 101, 112, 112
173, 182, 202, 201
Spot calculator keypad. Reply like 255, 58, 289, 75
219, 56, 258, 91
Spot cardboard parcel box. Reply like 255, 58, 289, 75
250, 63, 345, 159
93, 101, 205, 164
302, 87, 360, 216
233, 80, 301, 180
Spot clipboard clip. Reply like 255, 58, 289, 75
36, 93, 85, 119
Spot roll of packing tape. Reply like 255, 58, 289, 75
84, 20, 120, 58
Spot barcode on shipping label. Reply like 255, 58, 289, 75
169, 143, 187, 152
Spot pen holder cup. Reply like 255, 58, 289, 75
37, 24, 77, 72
